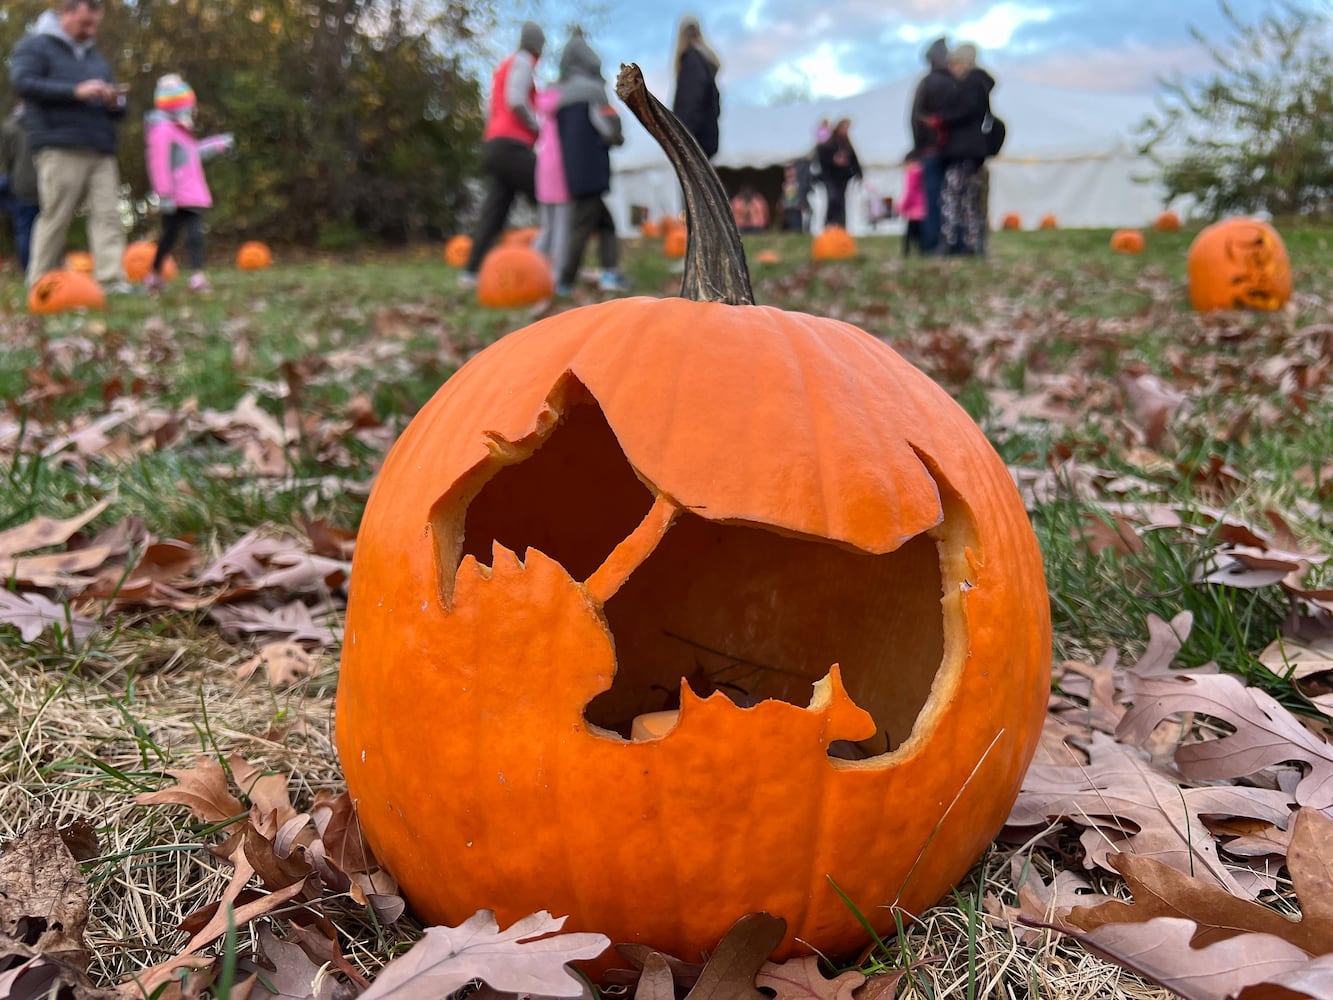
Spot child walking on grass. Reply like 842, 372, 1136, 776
144, 74, 235, 292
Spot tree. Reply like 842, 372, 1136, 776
1138, 1, 1333, 219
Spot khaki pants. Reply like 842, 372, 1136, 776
28, 147, 128, 287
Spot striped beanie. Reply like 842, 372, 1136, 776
153, 74, 196, 115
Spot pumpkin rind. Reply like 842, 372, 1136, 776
1187, 218, 1291, 312
476, 245, 554, 307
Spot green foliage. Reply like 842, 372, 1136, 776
1138, 1, 1333, 218
1, 0, 489, 243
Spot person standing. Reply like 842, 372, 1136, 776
532, 79, 571, 285
816, 118, 861, 230
908, 36, 956, 255
900, 151, 926, 256
459, 20, 544, 288
10, 0, 132, 291
671, 15, 720, 160
938, 43, 995, 257
144, 74, 236, 292
0, 101, 41, 274
553, 30, 628, 295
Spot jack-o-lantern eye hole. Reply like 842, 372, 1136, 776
433, 381, 954, 759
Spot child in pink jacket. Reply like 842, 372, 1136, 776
901, 151, 926, 257
144, 74, 235, 291
532, 86, 570, 283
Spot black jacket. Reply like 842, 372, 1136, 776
909, 67, 957, 154
0, 109, 39, 203
816, 137, 861, 190
672, 47, 720, 159
940, 69, 995, 164
10, 20, 124, 155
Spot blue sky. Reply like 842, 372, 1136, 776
502, 0, 1280, 104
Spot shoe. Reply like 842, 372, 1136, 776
102, 279, 140, 295
597, 271, 631, 293
188, 272, 212, 293
457, 271, 478, 289
143, 274, 165, 293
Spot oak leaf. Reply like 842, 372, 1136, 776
0, 589, 98, 645
236, 642, 322, 688
133, 756, 245, 825
756, 956, 864, 1000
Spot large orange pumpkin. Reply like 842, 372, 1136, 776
28, 270, 106, 314
336, 65, 1050, 971
1154, 211, 1182, 232
236, 241, 273, 270
812, 225, 856, 260
476, 244, 553, 307
443, 235, 472, 268
663, 225, 688, 259
1187, 218, 1291, 312
123, 241, 177, 282
1110, 229, 1145, 254
1002, 213, 1022, 230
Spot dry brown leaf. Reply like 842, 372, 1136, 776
0, 501, 109, 560
756, 955, 864, 1000
0, 824, 93, 971
210, 601, 339, 646
356, 910, 609, 1000
236, 642, 322, 688
133, 756, 246, 825
686, 912, 787, 1000
633, 953, 677, 1000
245, 925, 341, 1000
0, 589, 98, 645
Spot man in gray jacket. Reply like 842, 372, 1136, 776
10, 0, 131, 290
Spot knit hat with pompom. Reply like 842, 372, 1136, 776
154, 74, 196, 115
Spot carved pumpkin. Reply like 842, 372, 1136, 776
476, 245, 554, 308
336, 65, 1051, 970
65, 251, 95, 274
501, 226, 540, 247
1038, 215, 1057, 230
443, 235, 472, 268
1110, 229, 1145, 254
664, 225, 688, 259
28, 270, 106, 314
236, 241, 273, 270
1187, 218, 1291, 312
1154, 211, 1181, 233
123, 241, 177, 283
812, 226, 856, 260
1002, 213, 1022, 230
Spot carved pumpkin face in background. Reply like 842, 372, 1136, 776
476, 245, 553, 308
28, 270, 106, 314
335, 65, 1052, 970
1188, 218, 1291, 312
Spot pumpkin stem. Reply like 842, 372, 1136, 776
615, 63, 755, 306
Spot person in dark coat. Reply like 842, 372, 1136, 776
816, 118, 861, 230
937, 43, 995, 257
671, 15, 720, 160
554, 31, 628, 295
908, 36, 957, 254
9, 0, 131, 289
0, 101, 40, 273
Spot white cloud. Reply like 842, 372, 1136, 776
956, 2, 1053, 50
1000, 41, 1212, 93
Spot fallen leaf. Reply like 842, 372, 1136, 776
756, 955, 864, 1000
246, 925, 339, 1000
0, 501, 110, 560
134, 756, 246, 825
0, 589, 99, 645
0, 824, 94, 970
357, 909, 609, 1000
687, 912, 787, 1000
236, 642, 322, 688
211, 602, 339, 647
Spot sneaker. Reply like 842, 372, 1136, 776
457, 271, 478, 289
143, 274, 165, 293
554, 283, 573, 297
597, 271, 631, 293
188, 272, 212, 293
103, 279, 140, 296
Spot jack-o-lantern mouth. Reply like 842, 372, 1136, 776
431, 374, 970, 761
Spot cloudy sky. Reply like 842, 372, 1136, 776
511, 0, 1281, 105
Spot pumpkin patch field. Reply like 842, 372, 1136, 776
0, 214, 1329, 1000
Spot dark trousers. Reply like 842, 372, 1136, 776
824, 180, 848, 228
466, 138, 537, 273
559, 195, 617, 287
9, 202, 39, 273
903, 219, 923, 257
920, 155, 945, 253
156, 208, 204, 271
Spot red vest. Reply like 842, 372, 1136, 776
483, 53, 538, 145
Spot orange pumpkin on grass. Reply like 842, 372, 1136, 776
663, 224, 688, 259
1110, 229, 1145, 254
336, 65, 1051, 971
1154, 211, 1182, 232
65, 251, 95, 274
1038, 215, 1057, 230
639, 219, 661, 238
236, 241, 273, 270
28, 270, 106, 314
443, 235, 472, 268
476, 244, 553, 307
1002, 213, 1022, 230
812, 225, 856, 260
123, 241, 177, 283
1187, 218, 1291, 312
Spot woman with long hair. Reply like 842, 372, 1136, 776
671, 15, 721, 160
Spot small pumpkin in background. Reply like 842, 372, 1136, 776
123, 241, 177, 283
28, 270, 106, 314
1187, 218, 1291, 312
755, 249, 781, 265
663, 225, 688, 259
501, 226, 540, 248
1002, 213, 1022, 230
236, 241, 273, 270
1154, 211, 1182, 232
65, 251, 95, 274
1110, 229, 1145, 254
443, 235, 472, 268
1038, 215, 1058, 230
476, 244, 553, 308
639, 219, 661, 238
337, 63, 1051, 972
812, 225, 856, 260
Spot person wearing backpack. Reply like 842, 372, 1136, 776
937, 43, 996, 257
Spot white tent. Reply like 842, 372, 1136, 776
607, 74, 1176, 234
